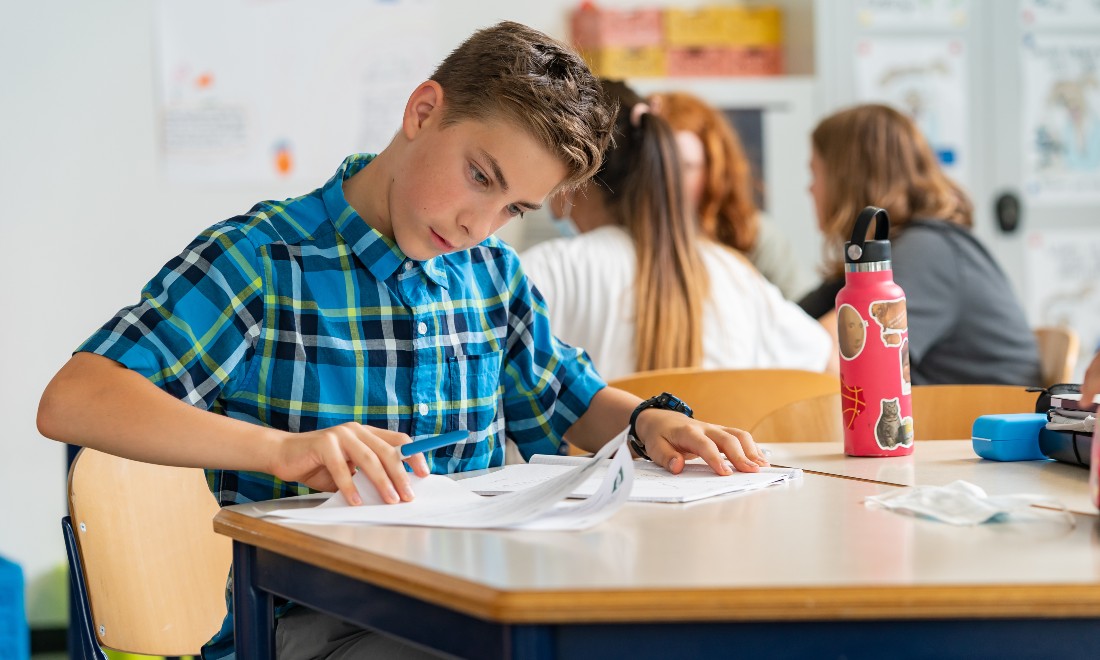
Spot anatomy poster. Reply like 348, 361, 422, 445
1024, 229, 1100, 378
156, 0, 440, 184
1020, 32, 1100, 203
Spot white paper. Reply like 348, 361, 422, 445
267, 429, 634, 531
854, 0, 970, 29
457, 454, 800, 504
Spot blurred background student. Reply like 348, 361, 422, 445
651, 90, 812, 301
798, 103, 1040, 386
520, 80, 833, 382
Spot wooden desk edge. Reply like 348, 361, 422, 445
213, 509, 1100, 623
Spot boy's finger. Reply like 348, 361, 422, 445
725, 426, 769, 466
370, 427, 413, 447
638, 435, 686, 474
341, 437, 402, 505
707, 427, 759, 473
364, 434, 416, 502
404, 452, 431, 477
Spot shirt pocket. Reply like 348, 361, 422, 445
446, 347, 503, 436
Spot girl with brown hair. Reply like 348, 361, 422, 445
521, 80, 831, 380
652, 90, 812, 300
799, 103, 1040, 386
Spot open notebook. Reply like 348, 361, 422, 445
457, 454, 801, 504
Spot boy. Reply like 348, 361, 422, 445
38, 21, 767, 658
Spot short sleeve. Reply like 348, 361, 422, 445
498, 261, 606, 459
891, 228, 960, 364
77, 223, 266, 409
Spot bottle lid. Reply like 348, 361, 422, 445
845, 206, 892, 264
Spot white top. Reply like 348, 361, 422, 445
519, 226, 831, 381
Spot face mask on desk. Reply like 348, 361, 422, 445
864, 480, 1074, 526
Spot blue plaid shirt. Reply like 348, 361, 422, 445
78, 154, 605, 657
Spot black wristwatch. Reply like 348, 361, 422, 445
628, 392, 694, 460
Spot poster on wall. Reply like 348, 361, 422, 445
156, 0, 440, 184
854, 0, 970, 29
1019, 0, 1100, 29
854, 37, 969, 186
1024, 229, 1100, 378
1020, 33, 1100, 203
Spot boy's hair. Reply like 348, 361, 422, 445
431, 21, 616, 191
812, 103, 973, 277
655, 91, 760, 253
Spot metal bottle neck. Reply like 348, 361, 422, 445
844, 260, 892, 273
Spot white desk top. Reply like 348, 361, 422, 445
217, 468, 1100, 623
763, 440, 1097, 516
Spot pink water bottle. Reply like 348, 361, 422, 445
836, 207, 913, 456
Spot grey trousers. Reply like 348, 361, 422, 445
276, 605, 450, 660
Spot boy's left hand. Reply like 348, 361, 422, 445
633, 409, 769, 476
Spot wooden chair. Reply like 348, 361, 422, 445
910, 384, 1037, 441
749, 392, 844, 443
63, 448, 231, 658
1034, 326, 1079, 387
607, 368, 839, 430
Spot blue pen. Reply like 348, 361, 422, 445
400, 430, 469, 457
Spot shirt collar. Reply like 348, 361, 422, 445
322, 154, 448, 287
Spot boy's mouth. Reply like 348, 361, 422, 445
430, 228, 456, 251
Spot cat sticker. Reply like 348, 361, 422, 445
868, 298, 907, 347
837, 303, 868, 360
874, 397, 914, 449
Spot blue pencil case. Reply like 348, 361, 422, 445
971, 413, 1048, 461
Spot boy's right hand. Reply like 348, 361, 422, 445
268, 423, 430, 505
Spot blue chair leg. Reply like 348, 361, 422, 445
62, 516, 108, 660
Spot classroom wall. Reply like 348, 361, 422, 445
0, 0, 816, 627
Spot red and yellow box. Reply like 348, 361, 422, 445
727, 45, 784, 76
570, 3, 663, 50
664, 6, 733, 46
726, 6, 783, 46
666, 47, 734, 77
581, 46, 666, 78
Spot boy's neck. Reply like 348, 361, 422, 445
342, 154, 393, 240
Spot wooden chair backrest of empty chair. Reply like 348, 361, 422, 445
1034, 326, 1080, 387
748, 392, 844, 443
607, 368, 839, 430
67, 448, 231, 655
910, 384, 1038, 441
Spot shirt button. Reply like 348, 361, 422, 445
417, 322, 428, 335
418, 403, 429, 416
404, 262, 413, 271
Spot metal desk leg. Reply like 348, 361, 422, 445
232, 541, 274, 660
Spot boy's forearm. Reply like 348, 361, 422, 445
37, 352, 281, 472
564, 386, 642, 453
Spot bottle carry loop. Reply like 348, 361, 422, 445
846, 206, 891, 264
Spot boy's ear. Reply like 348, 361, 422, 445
402, 80, 444, 140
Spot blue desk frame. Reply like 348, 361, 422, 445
231, 540, 1100, 660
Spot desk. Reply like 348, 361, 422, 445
214, 468, 1100, 659
766, 440, 1097, 515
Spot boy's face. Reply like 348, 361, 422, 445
388, 84, 567, 260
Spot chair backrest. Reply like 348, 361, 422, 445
607, 368, 839, 431
1034, 326, 1079, 387
749, 392, 844, 443
910, 384, 1038, 441
66, 448, 231, 655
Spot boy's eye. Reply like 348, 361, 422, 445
507, 204, 524, 218
470, 165, 489, 186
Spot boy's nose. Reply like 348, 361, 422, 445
457, 207, 494, 242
